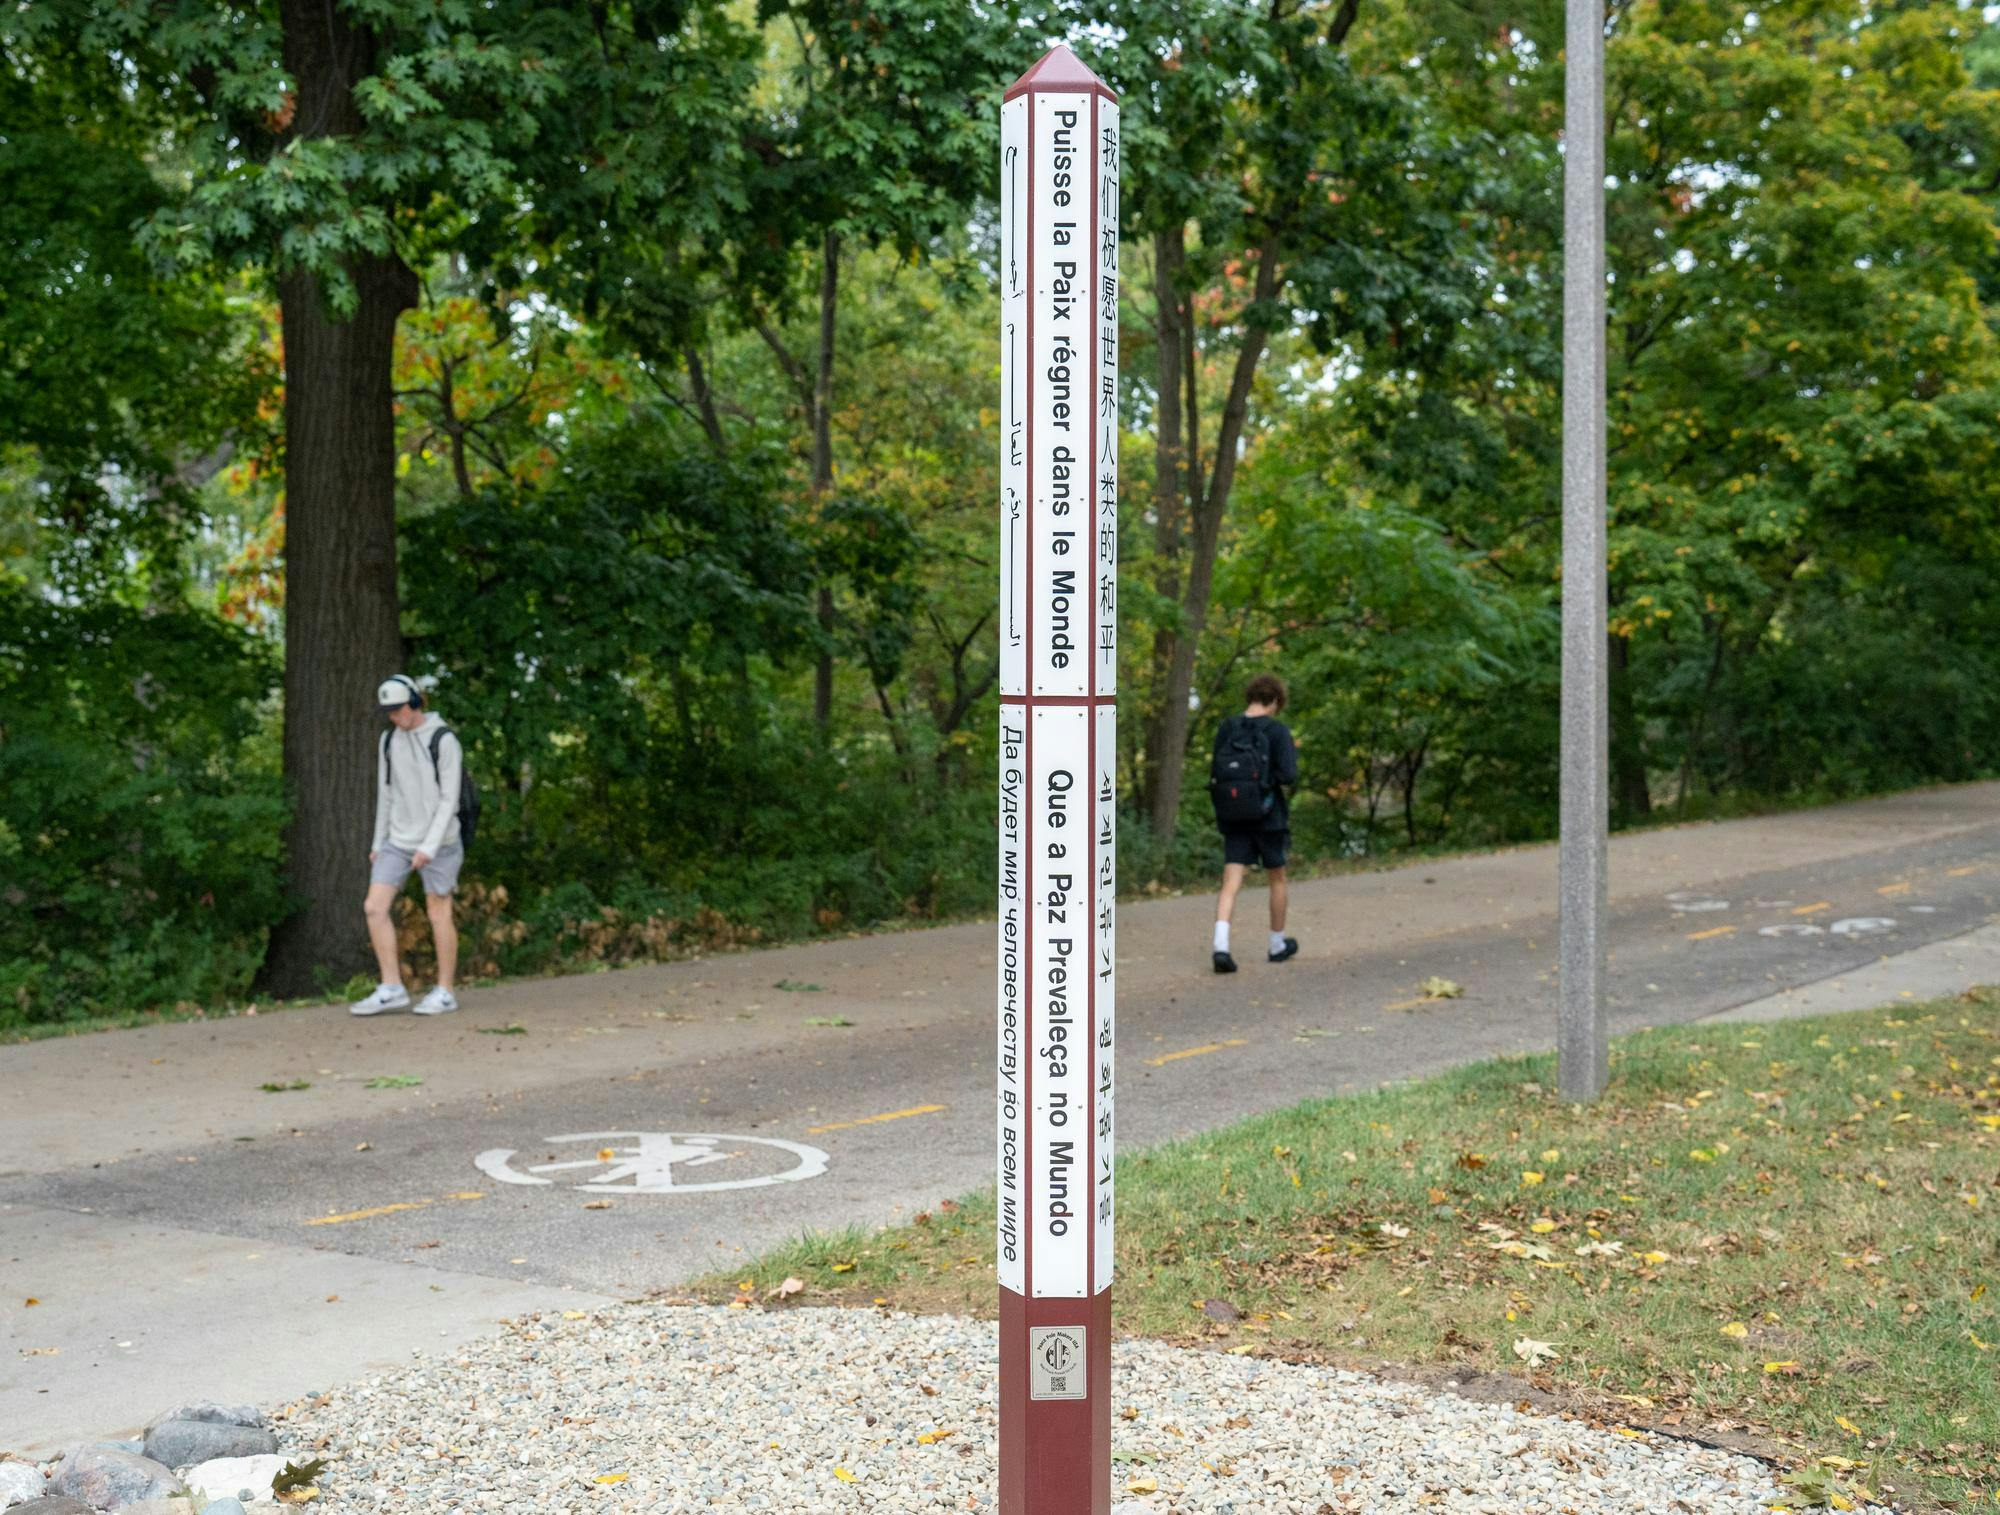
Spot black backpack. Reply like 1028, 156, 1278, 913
1208, 716, 1274, 827
381, 725, 481, 849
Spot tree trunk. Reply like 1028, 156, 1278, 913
811, 229, 840, 732
683, 344, 726, 455
257, 0, 418, 995
1608, 631, 1653, 822
1143, 241, 1281, 839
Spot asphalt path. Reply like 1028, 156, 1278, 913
5, 782, 1999, 1454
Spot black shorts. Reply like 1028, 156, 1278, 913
1222, 828, 1289, 870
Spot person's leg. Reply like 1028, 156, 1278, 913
1267, 866, 1288, 933
425, 890, 458, 991
1216, 862, 1248, 932
364, 883, 402, 985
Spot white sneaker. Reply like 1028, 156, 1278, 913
414, 986, 459, 1016
351, 983, 411, 1016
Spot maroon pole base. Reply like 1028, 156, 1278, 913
999, 1287, 1113, 1514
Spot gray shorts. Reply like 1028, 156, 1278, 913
370, 843, 463, 896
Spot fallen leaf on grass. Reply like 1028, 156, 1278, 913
1202, 1298, 1242, 1323
830, 1261, 857, 1274
1512, 1337, 1559, 1367
1521, 1170, 1545, 1186
1764, 1361, 1802, 1375
1721, 1321, 1750, 1339
771, 1277, 806, 1299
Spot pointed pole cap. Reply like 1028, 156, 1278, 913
1004, 43, 1118, 103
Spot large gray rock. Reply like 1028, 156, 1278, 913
47, 1446, 179, 1510
138, 1407, 273, 1473
112, 1503, 192, 1515
180, 1456, 283, 1505
0, 1462, 46, 1509
142, 1403, 263, 1435
9, 1500, 95, 1515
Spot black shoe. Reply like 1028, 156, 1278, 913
1268, 937, 1299, 963
1213, 950, 1238, 974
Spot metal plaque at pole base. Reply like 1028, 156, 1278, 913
997, 44, 1119, 1515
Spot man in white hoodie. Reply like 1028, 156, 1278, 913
351, 674, 464, 1016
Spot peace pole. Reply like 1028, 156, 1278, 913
997, 44, 1118, 1514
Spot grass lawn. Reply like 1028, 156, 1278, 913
701, 993, 2000, 1512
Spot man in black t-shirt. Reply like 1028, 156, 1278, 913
1210, 673, 1299, 973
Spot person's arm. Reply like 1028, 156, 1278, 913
371, 736, 391, 856
1271, 722, 1300, 789
418, 731, 463, 858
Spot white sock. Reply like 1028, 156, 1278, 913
381, 981, 404, 992
1212, 920, 1231, 953
1270, 931, 1288, 955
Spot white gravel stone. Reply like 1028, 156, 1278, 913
184, 1454, 286, 1504
276, 1304, 1874, 1513
0, 1460, 46, 1509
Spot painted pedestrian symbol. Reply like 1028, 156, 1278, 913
474, 1131, 829, 1194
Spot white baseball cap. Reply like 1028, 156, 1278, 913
377, 675, 420, 709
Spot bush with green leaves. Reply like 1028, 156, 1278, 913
0, 591, 287, 1025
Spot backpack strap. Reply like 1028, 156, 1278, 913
426, 723, 452, 781
380, 728, 392, 787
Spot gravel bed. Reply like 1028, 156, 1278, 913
276, 1303, 1841, 1513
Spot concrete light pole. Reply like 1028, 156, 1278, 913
1559, 0, 1609, 1102
996, 43, 1119, 1514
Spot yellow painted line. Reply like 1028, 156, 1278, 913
807, 1103, 947, 1136
306, 1200, 429, 1227
1145, 1039, 1248, 1067
1792, 901, 1831, 916
1876, 882, 1911, 896
1687, 924, 1737, 941
1948, 865, 1979, 877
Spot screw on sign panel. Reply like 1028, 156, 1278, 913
997, 44, 1117, 1515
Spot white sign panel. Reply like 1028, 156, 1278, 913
999, 96, 1029, 700
1092, 701, 1115, 1292
1030, 702, 1089, 1296
1030, 91, 1093, 699
996, 709, 1027, 1294
1093, 101, 1120, 696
